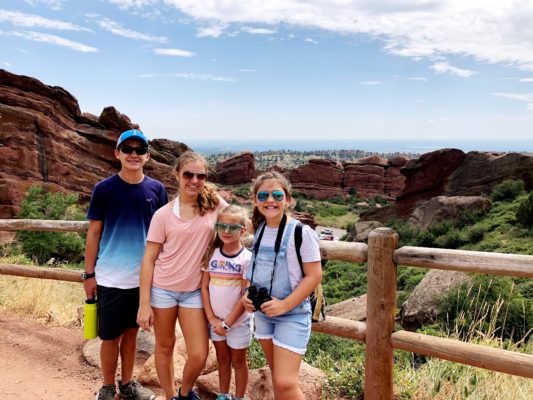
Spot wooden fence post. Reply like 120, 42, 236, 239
365, 227, 398, 399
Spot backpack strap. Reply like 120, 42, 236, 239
295, 222, 304, 276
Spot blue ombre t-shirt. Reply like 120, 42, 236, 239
87, 174, 168, 289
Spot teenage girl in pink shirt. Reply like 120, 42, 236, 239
137, 151, 227, 400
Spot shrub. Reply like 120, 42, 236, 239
462, 224, 487, 243
16, 186, 86, 264
490, 179, 524, 202
516, 192, 533, 228
438, 275, 532, 342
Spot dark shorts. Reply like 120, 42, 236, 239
97, 285, 140, 340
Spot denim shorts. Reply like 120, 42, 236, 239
210, 320, 253, 350
150, 287, 203, 309
254, 311, 312, 355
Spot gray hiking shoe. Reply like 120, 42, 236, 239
118, 380, 155, 400
96, 384, 117, 400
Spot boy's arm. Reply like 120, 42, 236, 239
84, 220, 102, 299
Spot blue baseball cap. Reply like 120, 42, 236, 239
116, 129, 149, 148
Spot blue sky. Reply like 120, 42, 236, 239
1, 0, 533, 144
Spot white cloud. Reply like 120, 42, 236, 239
305, 38, 317, 44
242, 27, 276, 35
9, 30, 98, 52
196, 25, 226, 38
408, 76, 427, 82
140, 72, 236, 82
154, 48, 195, 57
430, 61, 475, 77
0, 9, 90, 31
239, 68, 255, 72
520, 78, 533, 82
491, 92, 533, 111
97, 18, 167, 42
163, 0, 533, 72
23, 0, 65, 11
107, 0, 158, 9
359, 81, 383, 85
0, 60, 11, 67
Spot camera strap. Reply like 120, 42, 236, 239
249, 213, 287, 295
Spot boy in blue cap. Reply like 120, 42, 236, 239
84, 129, 169, 400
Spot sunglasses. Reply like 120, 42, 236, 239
182, 171, 207, 181
215, 222, 243, 234
120, 145, 148, 155
256, 190, 285, 202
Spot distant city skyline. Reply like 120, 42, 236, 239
1, 1, 533, 143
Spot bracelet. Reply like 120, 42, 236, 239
221, 320, 231, 331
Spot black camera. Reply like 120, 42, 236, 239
247, 285, 272, 311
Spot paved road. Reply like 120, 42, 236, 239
315, 225, 347, 240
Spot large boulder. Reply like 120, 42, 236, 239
445, 151, 533, 196
326, 294, 367, 321
347, 221, 383, 242
343, 162, 385, 198
408, 196, 492, 229
399, 269, 471, 331
395, 148, 466, 217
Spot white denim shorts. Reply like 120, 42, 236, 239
210, 320, 253, 350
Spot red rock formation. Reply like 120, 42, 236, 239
287, 159, 344, 199
445, 151, 533, 195
343, 162, 385, 198
395, 148, 465, 216
213, 152, 255, 185
0, 69, 188, 218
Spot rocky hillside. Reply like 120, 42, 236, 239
0, 69, 189, 218
2, 69, 533, 220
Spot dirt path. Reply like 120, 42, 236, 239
0, 310, 102, 399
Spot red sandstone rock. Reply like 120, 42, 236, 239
213, 152, 255, 185
288, 159, 344, 199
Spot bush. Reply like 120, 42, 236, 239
16, 186, 86, 264
516, 192, 533, 228
490, 179, 524, 202
438, 275, 532, 342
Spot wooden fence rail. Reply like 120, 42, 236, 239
1, 219, 532, 399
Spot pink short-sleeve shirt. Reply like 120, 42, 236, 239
147, 198, 227, 291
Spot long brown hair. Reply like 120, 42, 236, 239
250, 171, 293, 230
175, 150, 220, 216
201, 205, 250, 269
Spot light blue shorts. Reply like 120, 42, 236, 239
210, 320, 253, 350
254, 311, 311, 355
150, 287, 203, 309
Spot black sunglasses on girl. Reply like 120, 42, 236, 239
256, 190, 285, 202
182, 171, 207, 181
120, 145, 148, 155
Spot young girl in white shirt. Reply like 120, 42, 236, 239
201, 205, 252, 400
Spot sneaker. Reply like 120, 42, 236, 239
176, 387, 201, 400
118, 380, 156, 400
215, 394, 232, 400
96, 384, 117, 400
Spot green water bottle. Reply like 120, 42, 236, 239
83, 296, 98, 339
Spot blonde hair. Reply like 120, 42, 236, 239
175, 150, 220, 216
250, 171, 293, 230
201, 205, 250, 269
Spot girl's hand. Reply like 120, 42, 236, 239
260, 297, 288, 317
213, 322, 227, 337
242, 292, 255, 312
137, 304, 154, 331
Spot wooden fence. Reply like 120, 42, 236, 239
1, 219, 532, 399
